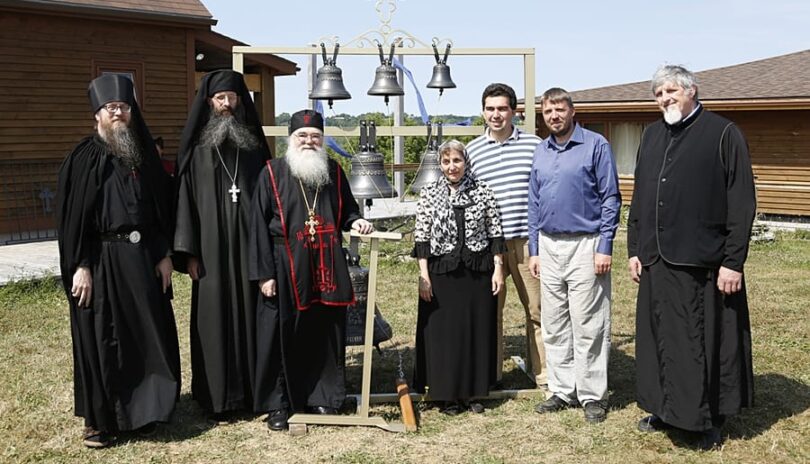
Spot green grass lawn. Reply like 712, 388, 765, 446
0, 230, 808, 463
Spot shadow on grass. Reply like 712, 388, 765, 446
641, 373, 810, 450
126, 393, 260, 445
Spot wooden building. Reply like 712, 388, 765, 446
0, 0, 297, 243
526, 49, 810, 217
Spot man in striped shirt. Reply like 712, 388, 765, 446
466, 83, 546, 387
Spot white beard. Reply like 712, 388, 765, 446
285, 144, 331, 189
663, 106, 684, 125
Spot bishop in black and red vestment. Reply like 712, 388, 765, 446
248, 110, 373, 431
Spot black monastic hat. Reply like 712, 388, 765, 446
88, 74, 135, 113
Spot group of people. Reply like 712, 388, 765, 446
57, 70, 372, 448
410, 68, 755, 451
57, 64, 755, 451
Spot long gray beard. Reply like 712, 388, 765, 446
199, 111, 259, 150
105, 126, 142, 169
285, 144, 331, 189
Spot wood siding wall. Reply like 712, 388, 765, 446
573, 109, 810, 217
0, 10, 193, 237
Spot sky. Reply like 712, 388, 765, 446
201, 0, 810, 117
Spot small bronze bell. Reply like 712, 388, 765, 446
309, 43, 351, 108
426, 44, 456, 96
367, 43, 404, 105
344, 248, 393, 350
349, 121, 398, 199
410, 123, 444, 194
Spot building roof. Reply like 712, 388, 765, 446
1, 0, 215, 25
527, 49, 810, 112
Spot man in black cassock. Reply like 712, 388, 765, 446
248, 109, 373, 431
627, 65, 756, 450
174, 70, 272, 421
57, 74, 180, 448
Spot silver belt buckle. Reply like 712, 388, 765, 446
128, 230, 141, 244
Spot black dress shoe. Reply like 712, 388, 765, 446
583, 401, 607, 424
309, 406, 338, 415
637, 415, 672, 433
266, 409, 289, 431
467, 402, 485, 414
698, 427, 723, 450
439, 401, 463, 416
534, 395, 574, 414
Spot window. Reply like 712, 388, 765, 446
92, 60, 145, 108
610, 122, 644, 175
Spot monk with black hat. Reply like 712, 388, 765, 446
173, 69, 272, 423
57, 74, 180, 448
249, 109, 373, 430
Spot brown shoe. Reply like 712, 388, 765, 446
83, 427, 113, 448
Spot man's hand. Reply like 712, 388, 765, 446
351, 218, 374, 235
529, 256, 541, 279
260, 279, 277, 298
594, 253, 612, 275
155, 257, 173, 293
188, 256, 200, 281
71, 266, 92, 308
717, 266, 743, 295
418, 274, 432, 302
628, 256, 642, 284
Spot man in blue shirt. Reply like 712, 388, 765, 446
528, 87, 620, 423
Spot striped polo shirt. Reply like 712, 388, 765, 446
467, 127, 542, 239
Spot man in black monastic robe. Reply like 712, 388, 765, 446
174, 70, 272, 421
57, 74, 180, 448
627, 65, 755, 450
248, 110, 373, 431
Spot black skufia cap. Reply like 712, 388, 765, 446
88, 74, 135, 113
288, 109, 324, 135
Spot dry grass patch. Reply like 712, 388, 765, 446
0, 230, 808, 463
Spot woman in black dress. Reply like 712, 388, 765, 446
412, 139, 505, 414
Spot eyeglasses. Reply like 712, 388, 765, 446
295, 132, 323, 142
103, 103, 131, 114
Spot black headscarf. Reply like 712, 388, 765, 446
176, 69, 271, 175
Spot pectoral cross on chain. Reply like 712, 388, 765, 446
305, 212, 319, 242
228, 183, 240, 203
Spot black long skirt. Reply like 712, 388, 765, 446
635, 259, 754, 432
413, 264, 497, 401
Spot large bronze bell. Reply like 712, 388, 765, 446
409, 123, 443, 194
426, 44, 457, 96
344, 248, 393, 350
367, 43, 404, 104
349, 121, 397, 199
309, 43, 351, 109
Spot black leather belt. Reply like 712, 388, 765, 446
99, 230, 142, 244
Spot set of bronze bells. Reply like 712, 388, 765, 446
309, 42, 457, 108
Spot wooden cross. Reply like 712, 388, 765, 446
229, 183, 240, 203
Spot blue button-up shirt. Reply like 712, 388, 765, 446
528, 123, 621, 256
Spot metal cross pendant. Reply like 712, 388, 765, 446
229, 183, 240, 203
305, 213, 318, 242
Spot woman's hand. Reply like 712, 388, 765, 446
418, 274, 433, 302
491, 267, 504, 295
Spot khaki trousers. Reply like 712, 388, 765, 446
496, 238, 547, 386
537, 232, 611, 404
